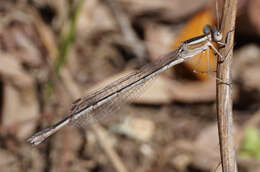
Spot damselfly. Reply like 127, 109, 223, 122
27, 24, 224, 146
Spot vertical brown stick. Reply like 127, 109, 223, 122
216, 0, 238, 172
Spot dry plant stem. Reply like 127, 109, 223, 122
60, 68, 128, 172
216, 0, 238, 172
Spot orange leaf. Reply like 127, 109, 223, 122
172, 8, 217, 80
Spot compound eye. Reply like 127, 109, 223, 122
203, 24, 211, 34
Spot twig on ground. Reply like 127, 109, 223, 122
59, 127, 71, 172
104, 0, 148, 64
216, 0, 238, 171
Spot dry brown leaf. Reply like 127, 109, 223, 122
77, 0, 117, 36
0, 53, 39, 139
169, 79, 216, 102
113, 116, 155, 142
118, 0, 212, 21
0, 5, 46, 67
19, 145, 45, 171
145, 23, 177, 61
133, 76, 174, 104
233, 45, 260, 91
0, 149, 19, 171
192, 124, 221, 171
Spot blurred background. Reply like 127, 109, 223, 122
1, 0, 260, 171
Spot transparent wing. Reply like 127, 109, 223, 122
69, 73, 156, 128
68, 50, 179, 128
27, 50, 179, 145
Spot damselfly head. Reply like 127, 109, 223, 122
203, 24, 222, 42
